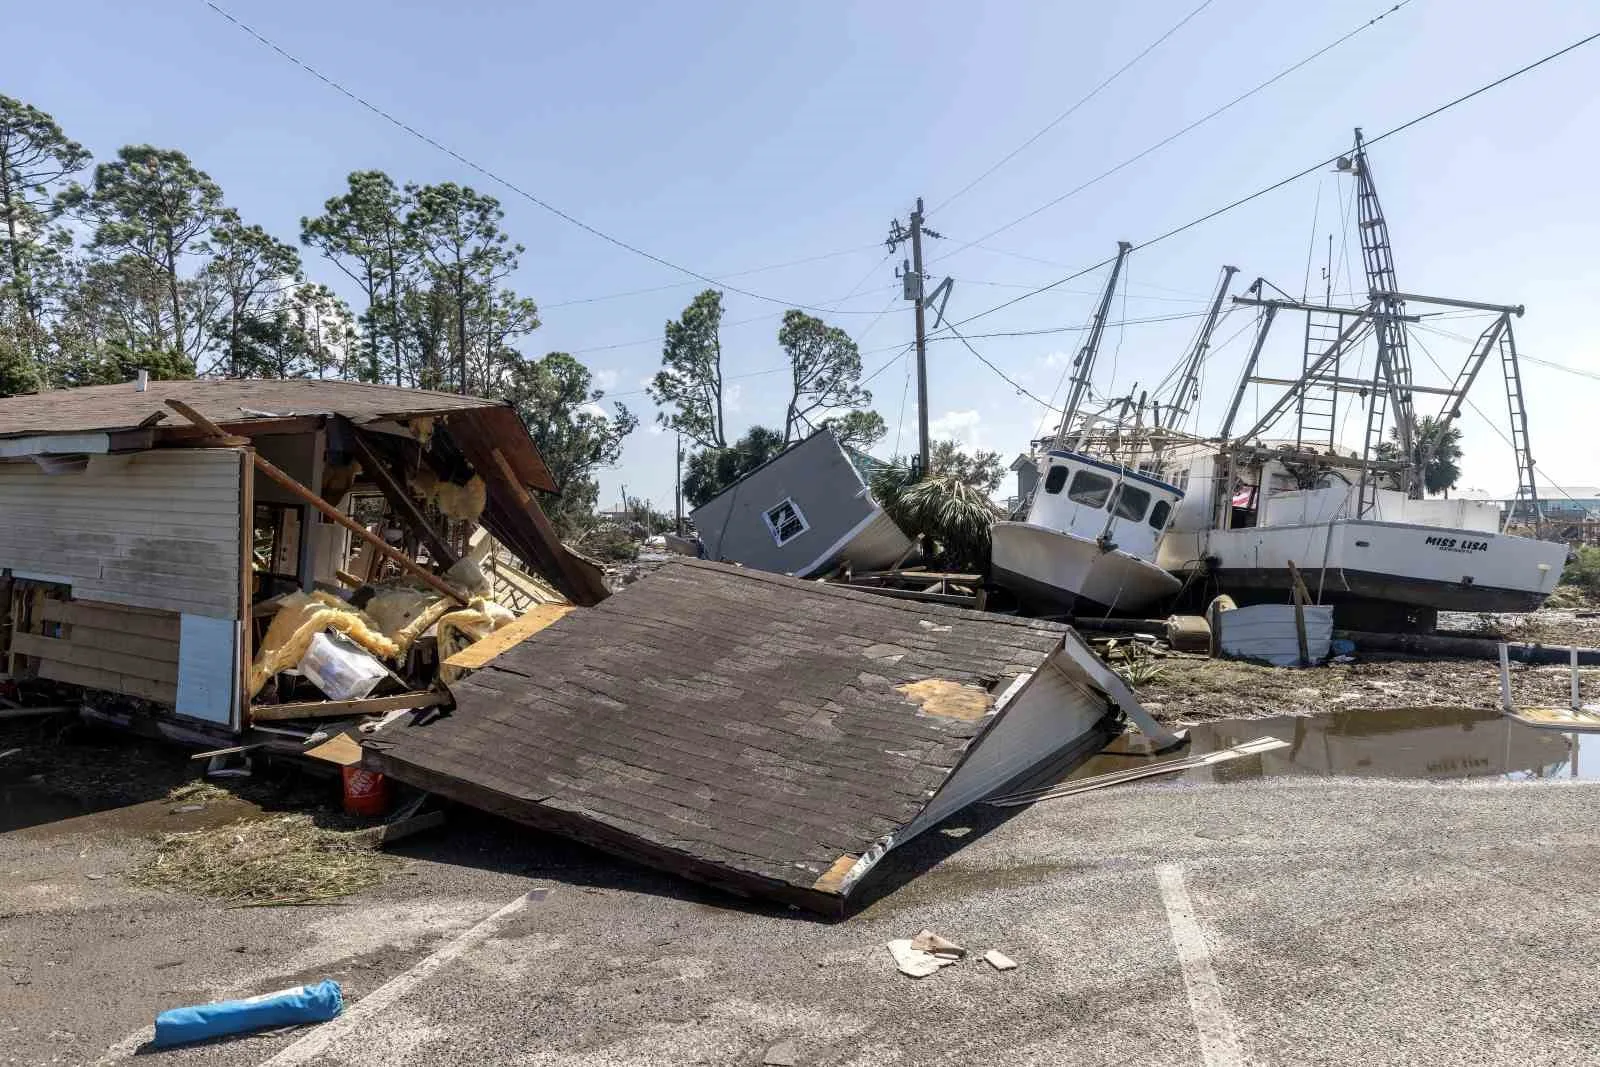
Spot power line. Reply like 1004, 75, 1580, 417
929, 0, 1217, 214
566, 283, 903, 355
542, 244, 882, 308
204, 1, 889, 316
939, 24, 1600, 333
931, 0, 1415, 261
945, 323, 1063, 413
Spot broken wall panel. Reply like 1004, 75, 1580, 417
0, 450, 244, 619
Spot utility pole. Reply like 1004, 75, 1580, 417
910, 199, 929, 478
674, 432, 684, 536
887, 199, 943, 478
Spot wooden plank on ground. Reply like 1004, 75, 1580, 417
442, 604, 576, 672
11, 632, 180, 684
37, 660, 177, 704
40, 600, 182, 642
249, 690, 450, 722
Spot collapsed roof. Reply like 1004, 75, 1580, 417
365, 560, 1148, 913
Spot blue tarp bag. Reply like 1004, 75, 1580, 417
152, 978, 342, 1048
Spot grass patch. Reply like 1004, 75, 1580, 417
131, 814, 394, 907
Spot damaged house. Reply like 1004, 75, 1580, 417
0, 377, 602, 739
691, 429, 914, 577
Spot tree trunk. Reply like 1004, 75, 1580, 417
386, 258, 403, 387
454, 265, 468, 395
163, 232, 184, 361
0, 154, 39, 363
712, 333, 725, 447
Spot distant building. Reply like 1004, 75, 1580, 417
690, 430, 913, 577
1498, 486, 1600, 523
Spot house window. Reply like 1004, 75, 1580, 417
1066, 470, 1114, 509
1044, 465, 1069, 494
763, 498, 809, 546
1148, 500, 1172, 530
1110, 483, 1151, 522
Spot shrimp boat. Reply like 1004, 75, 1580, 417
1154, 131, 1568, 630
990, 244, 1236, 615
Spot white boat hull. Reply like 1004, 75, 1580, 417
992, 521, 1183, 614
1161, 519, 1568, 615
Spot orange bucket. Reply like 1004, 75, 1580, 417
341, 766, 390, 817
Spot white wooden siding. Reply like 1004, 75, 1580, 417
0, 450, 243, 619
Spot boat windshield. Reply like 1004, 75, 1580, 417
1110, 483, 1151, 522
1067, 470, 1114, 508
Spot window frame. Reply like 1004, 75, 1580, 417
1066, 469, 1115, 509
762, 497, 810, 546
1109, 483, 1152, 522
1148, 499, 1172, 531
1043, 465, 1069, 494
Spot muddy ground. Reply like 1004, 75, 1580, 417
1138, 605, 1600, 723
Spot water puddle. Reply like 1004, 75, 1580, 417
1071, 706, 1595, 786
0, 779, 91, 832
0, 774, 263, 837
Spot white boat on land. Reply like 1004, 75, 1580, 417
1155, 131, 1567, 630
992, 452, 1183, 613
991, 244, 1237, 616
1158, 446, 1567, 628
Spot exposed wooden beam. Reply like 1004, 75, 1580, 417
346, 425, 458, 570
487, 447, 609, 605
249, 690, 450, 722
162, 399, 249, 446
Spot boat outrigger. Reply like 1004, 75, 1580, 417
1158, 131, 1567, 630
994, 130, 1568, 631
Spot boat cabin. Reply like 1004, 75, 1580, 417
1025, 451, 1183, 561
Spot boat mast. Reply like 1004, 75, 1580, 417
1342, 128, 1420, 507
1162, 265, 1239, 434
1052, 241, 1133, 452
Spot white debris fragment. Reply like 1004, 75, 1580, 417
983, 949, 1018, 971
888, 929, 967, 977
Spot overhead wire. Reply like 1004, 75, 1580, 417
928, 0, 1217, 214
933, 24, 1600, 336
204, 0, 890, 316
928, 0, 1416, 260
541, 243, 883, 308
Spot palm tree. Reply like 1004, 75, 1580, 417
1378, 416, 1464, 496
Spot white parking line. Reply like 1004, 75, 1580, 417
1158, 864, 1245, 1067
91, 888, 544, 1066
258, 887, 545, 1066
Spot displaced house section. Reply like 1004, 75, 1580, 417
691, 429, 913, 577
365, 559, 1170, 914
0, 378, 601, 738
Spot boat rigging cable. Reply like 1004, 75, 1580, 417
929, 0, 1218, 214
932, 24, 1600, 336
927, 0, 1418, 264
1406, 329, 1585, 508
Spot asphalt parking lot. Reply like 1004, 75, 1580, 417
6, 769, 1600, 1067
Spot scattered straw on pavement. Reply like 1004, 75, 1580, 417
131, 814, 394, 907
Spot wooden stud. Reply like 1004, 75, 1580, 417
248, 690, 450, 722
346, 425, 458, 570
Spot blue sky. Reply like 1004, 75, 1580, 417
10, 0, 1599, 509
